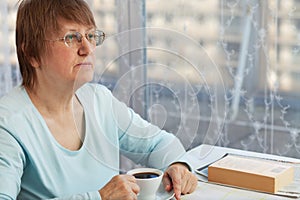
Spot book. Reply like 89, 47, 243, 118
207, 154, 294, 194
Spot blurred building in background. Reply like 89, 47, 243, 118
1, 0, 300, 159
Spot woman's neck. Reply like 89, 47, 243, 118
25, 84, 77, 116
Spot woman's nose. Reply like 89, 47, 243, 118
78, 37, 94, 56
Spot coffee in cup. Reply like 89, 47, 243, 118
127, 168, 163, 200
133, 172, 160, 179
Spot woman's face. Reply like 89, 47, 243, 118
35, 19, 96, 91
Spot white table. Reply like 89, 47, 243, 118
182, 144, 300, 200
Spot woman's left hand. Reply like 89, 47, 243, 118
163, 163, 198, 200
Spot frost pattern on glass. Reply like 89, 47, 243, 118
145, 0, 300, 158
1, 0, 300, 159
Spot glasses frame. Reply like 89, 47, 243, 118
46, 30, 105, 48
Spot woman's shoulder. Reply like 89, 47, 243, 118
0, 86, 29, 111
0, 86, 31, 123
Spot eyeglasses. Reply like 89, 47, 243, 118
46, 30, 105, 48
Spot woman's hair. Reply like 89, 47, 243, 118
16, 0, 96, 89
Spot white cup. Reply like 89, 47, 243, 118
127, 167, 163, 200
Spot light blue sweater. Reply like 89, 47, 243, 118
0, 83, 186, 200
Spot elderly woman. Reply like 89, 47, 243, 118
0, 0, 197, 199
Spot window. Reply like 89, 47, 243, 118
0, 0, 19, 96
143, 0, 300, 157
1, 0, 300, 158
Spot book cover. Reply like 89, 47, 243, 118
208, 154, 294, 194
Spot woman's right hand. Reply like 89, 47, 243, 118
99, 175, 140, 200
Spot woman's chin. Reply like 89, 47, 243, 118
74, 72, 94, 89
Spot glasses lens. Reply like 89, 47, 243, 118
64, 32, 82, 47
86, 32, 97, 46
93, 30, 105, 46
63, 30, 105, 48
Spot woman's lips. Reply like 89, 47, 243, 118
75, 62, 93, 68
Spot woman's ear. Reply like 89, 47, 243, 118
29, 57, 40, 68
22, 43, 40, 68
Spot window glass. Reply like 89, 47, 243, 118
0, 0, 19, 96
1, 0, 300, 158
145, 0, 300, 157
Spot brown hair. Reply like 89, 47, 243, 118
16, 0, 96, 90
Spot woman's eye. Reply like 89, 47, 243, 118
87, 33, 94, 40
65, 34, 75, 43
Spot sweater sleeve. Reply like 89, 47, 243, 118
0, 128, 25, 200
45, 191, 101, 200
106, 88, 187, 170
